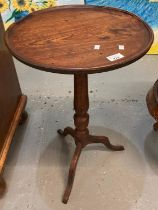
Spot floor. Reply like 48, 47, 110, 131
0, 55, 158, 210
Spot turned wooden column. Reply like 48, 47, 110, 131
58, 73, 124, 204
74, 74, 89, 143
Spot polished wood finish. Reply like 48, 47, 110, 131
0, 176, 6, 199
5, 5, 153, 74
0, 14, 27, 197
0, 95, 27, 173
5, 5, 154, 203
0, 96, 27, 198
58, 74, 124, 203
146, 80, 158, 131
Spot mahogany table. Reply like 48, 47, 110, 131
5, 5, 153, 203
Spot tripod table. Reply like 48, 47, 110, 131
5, 5, 153, 203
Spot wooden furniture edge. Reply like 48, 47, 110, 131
5, 5, 154, 75
146, 80, 158, 131
0, 94, 27, 173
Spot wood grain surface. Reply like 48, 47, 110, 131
5, 5, 154, 74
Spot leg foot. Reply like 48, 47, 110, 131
57, 127, 75, 138
89, 135, 124, 151
62, 143, 82, 204
0, 176, 6, 199
153, 122, 158, 131
19, 111, 28, 125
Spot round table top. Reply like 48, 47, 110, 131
5, 5, 154, 74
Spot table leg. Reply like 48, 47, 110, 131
62, 143, 82, 204
58, 73, 124, 203
19, 110, 28, 125
0, 175, 6, 198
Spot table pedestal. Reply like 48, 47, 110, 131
58, 74, 124, 203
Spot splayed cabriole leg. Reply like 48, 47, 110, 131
0, 175, 6, 198
57, 127, 75, 138
88, 135, 124, 151
62, 143, 82, 204
57, 74, 124, 203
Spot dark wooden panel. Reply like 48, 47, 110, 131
0, 15, 27, 198
0, 15, 21, 157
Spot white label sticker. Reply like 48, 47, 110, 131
94, 45, 100, 50
106, 53, 124, 61
118, 45, 125, 50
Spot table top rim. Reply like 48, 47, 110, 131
5, 5, 154, 74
